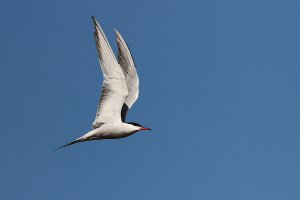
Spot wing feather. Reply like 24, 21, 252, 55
114, 29, 139, 122
92, 17, 128, 128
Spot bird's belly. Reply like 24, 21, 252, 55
93, 125, 137, 139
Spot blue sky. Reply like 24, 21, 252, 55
1, 0, 300, 199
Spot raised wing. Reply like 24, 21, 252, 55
92, 17, 128, 128
115, 29, 139, 122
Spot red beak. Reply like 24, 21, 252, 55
140, 127, 152, 131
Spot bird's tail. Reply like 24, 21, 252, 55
54, 138, 83, 151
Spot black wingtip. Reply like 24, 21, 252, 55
91, 16, 97, 24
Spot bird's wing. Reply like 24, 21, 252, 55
92, 17, 128, 128
114, 29, 139, 122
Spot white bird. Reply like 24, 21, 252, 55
56, 17, 151, 150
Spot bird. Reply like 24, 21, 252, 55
55, 16, 151, 150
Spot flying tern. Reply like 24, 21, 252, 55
56, 17, 151, 150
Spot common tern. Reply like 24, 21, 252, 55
56, 17, 151, 150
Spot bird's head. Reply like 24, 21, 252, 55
127, 122, 152, 131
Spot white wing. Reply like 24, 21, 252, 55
92, 17, 128, 128
115, 29, 139, 122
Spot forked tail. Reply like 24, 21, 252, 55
54, 138, 83, 151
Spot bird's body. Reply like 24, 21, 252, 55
85, 123, 141, 140
56, 17, 151, 150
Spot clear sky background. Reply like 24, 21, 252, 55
1, 0, 300, 199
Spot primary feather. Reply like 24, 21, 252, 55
115, 29, 139, 121
92, 17, 128, 128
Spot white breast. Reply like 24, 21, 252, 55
81, 123, 140, 140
